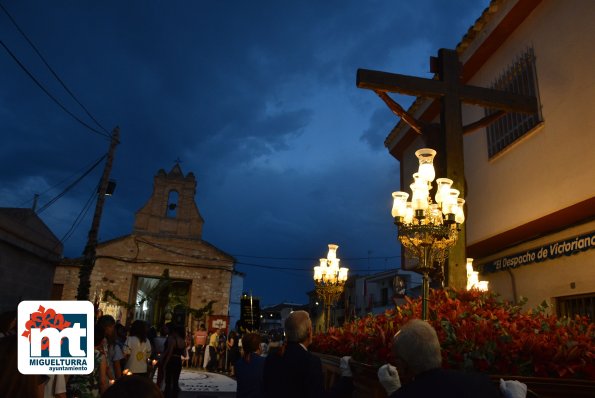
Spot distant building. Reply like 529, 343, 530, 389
385, 0, 595, 317
0, 208, 62, 312
353, 270, 420, 317
308, 269, 420, 331
260, 302, 308, 333
53, 165, 236, 331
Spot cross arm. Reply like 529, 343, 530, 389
357, 68, 446, 98
374, 90, 424, 135
459, 85, 538, 114
357, 68, 538, 115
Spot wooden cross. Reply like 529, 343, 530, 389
356, 48, 538, 288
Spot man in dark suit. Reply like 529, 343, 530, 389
263, 310, 352, 398
378, 319, 501, 398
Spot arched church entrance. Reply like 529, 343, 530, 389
133, 275, 190, 328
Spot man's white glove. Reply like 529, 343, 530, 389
377, 364, 401, 395
339, 356, 352, 377
499, 379, 527, 398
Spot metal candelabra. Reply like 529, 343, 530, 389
391, 148, 464, 320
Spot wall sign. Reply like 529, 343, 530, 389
481, 230, 595, 273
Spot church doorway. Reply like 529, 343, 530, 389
133, 275, 190, 328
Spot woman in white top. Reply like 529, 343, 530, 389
123, 320, 152, 376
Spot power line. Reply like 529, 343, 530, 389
0, 39, 111, 139
235, 261, 401, 274
36, 154, 106, 214
0, 2, 110, 136
94, 255, 235, 274
130, 238, 402, 273
15, 154, 110, 208
233, 254, 400, 261
59, 186, 97, 244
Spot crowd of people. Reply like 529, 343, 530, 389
0, 308, 289, 398
1, 308, 531, 398
0, 310, 205, 398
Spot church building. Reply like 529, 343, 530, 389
54, 164, 236, 330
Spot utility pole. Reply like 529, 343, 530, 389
77, 126, 120, 301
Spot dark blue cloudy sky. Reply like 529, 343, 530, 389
0, 0, 489, 306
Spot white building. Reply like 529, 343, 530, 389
385, 0, 595, 316
352, 270, 420, 316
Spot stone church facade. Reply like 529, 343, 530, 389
54, 165, 235, 329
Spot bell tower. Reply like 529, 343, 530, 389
133, 164, 204, 239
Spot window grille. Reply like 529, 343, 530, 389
485, 47, 542, 158
556, 293, 594, 321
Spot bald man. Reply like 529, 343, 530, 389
378, 319, 500, 398
263, 310, 352, 398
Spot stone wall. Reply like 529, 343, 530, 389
54, 234, 233, 325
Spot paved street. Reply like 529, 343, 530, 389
166, 368, 237, 398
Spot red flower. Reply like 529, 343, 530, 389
310, 288, 595, 380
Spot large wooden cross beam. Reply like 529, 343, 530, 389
357, 48, 538, 289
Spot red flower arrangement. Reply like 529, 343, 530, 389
310, 289, 595, 379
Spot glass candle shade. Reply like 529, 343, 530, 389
435, 178, 453, 205
442, 188, 460, 216
410, 182, 429, 211
391, 191, 409, 217
467, 271, 479, 291
327, 244, 338, 261
313, 266, 322, 281
415, 148, 437, 183
476, 281, 489, 291
338, 267, 348, 282
455, 198, 465, 224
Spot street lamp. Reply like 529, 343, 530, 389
313, 244, 349, 331
391, 148, 465, 320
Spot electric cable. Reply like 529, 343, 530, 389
59, 186, 96, 244
36, 153, 106, 214
0, 39, 111, 139
15, 153, 109, 208
112, 238, 403, 273
232, 254, 400, 261
132, 239, 400, 272
235, 261, 402, 273
0, 2, 110, 136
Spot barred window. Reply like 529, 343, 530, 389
556, 293, 594, 320
485, 47, 542, 158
